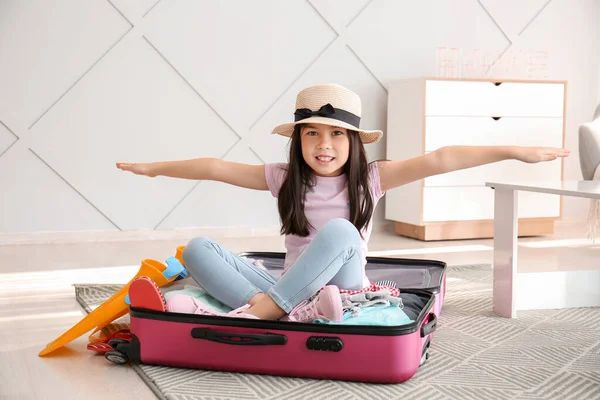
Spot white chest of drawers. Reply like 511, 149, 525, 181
384, 78, 566, 241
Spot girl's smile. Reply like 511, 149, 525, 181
315, 155, 336, 165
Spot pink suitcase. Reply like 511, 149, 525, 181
111, 253, 446, 384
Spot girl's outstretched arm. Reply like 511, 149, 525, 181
378, 145, 570, 192
116, 158, 268, 190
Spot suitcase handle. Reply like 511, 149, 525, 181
420, 313, 437, 337
191, 328, 287, 346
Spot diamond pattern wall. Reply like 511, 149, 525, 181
0, 0, 598, 234
0, 0, 131, 128
479, 0, 552, 42
309, 0, 372, 33
0, 122, 18, 158
345, 0, 511, 82
109, 0, 159, 24
30, 33, 240, 230
142, 0, 337, 132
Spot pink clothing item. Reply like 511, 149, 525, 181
167, 294, 259, 319
265, 162, 385, 288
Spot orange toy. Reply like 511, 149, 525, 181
39, 257, 186, 357
175, 245, 185, 265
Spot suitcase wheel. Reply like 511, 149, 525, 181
108, 338, 129, 348
105, 350, 129, 365
419, 340, 431, 367
419, 349, 429, 366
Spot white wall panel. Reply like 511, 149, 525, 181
142, 0, 337, 132
110, 0, 159, 24
345, 0, 511, 81
309, 0, 371, 33
0, 122, 17, 157
0, 147, 117, 233
479, 0, 552, 42
31, 33, 239, 230
0, 0, 131, 127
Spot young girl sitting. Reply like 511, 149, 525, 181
117, 83, 569, 323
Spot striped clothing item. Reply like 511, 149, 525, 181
338, 281, 400, 297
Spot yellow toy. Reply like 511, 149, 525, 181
38, 251, 187, 357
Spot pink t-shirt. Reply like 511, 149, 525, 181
265, 162, 385, 288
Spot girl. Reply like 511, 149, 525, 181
117, 83, 569, 322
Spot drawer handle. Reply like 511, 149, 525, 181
493, 82, 502, 86
491, 116, 502, 121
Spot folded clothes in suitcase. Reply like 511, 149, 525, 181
116, 253, 446, 384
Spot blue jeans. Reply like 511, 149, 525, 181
181, 218, 364, 313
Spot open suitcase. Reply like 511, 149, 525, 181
114, 252, 446, 384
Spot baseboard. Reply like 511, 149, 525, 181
0, 218, 583, 246
394, 218, 556, 241
0, 218, 397, 246
0, 226, 283, 245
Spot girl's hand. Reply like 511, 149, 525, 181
116, 162, 157, 177
514, 146, 570, 163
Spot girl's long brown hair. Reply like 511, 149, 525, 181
277, 124, 374, 237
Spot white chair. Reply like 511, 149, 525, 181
578, 104, 600, 240
579, 104, 600, 180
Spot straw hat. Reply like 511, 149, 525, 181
271, 83, 383, 144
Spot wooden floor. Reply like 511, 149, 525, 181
2, 220, 599, 399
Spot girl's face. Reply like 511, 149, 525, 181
300, 123, 350, 177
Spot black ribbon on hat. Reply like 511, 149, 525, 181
294, 103, 360, 128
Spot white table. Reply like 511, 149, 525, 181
485, 180, 600, 318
